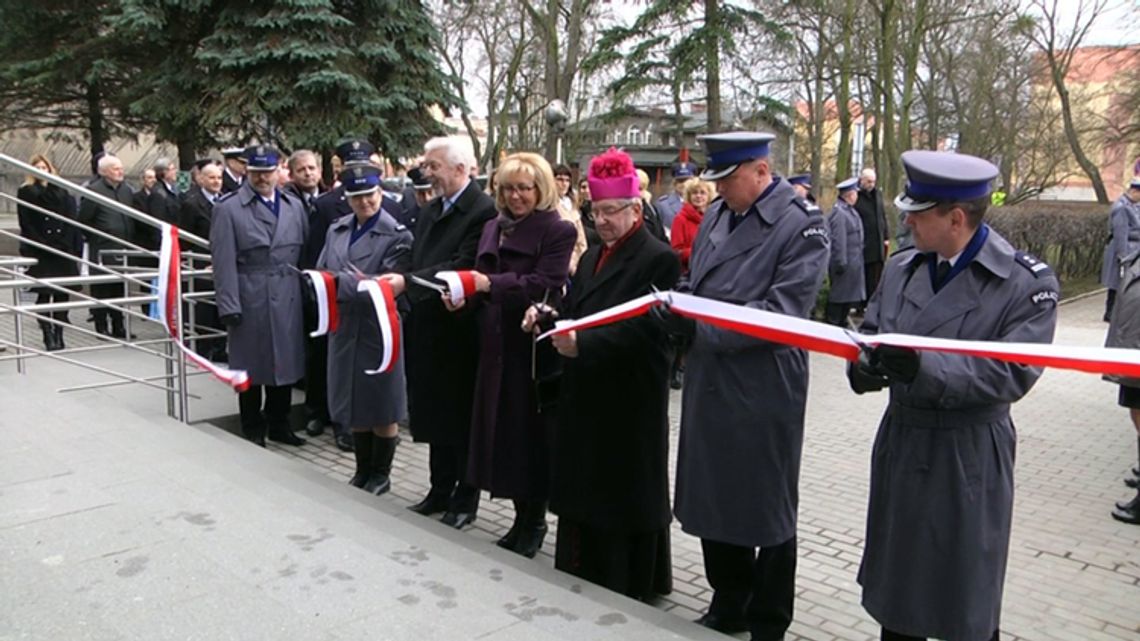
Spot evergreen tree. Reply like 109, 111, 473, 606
0, 1, 139, 172
197, 0, 454, 158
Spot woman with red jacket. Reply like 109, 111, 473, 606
670, 179, 713, 273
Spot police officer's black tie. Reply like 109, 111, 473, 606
936, 259, 951, 288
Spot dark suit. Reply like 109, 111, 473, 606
179, 189, 224, 357
221, 167, 244, 194
550, 225, 680, 601
403, 181, 496, 513
77, 177, 135, 332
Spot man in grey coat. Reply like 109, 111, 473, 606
78, 154, 136, 338
825, 177, 865, 326
210, 145, 308, 447
1099, 178, 1140, 321
659, 132, 829, 641
848, 150, 1058, 641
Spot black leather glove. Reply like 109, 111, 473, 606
871, 344, 920, 384
847, 349, 888, 395
220, 313, 242, 328
649, 303, 696, 341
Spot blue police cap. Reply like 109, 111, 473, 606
697, 132, 776, 181
340, 165, 382, 196
895, 150, 999, 212
788, 173, 812, 187
672, 162, 697, 179
336, 138, 375, 166
243, 145, 281, 172
407, 166, 433, 191
837, 177, 859, 194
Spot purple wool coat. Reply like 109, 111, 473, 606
466, 209, 576, 499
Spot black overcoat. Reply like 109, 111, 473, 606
17, 182, 81, 279
467, 210, 576, 499
549, 226, 680, 531
403, 182, 496, 445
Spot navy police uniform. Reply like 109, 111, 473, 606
825, 177, 865, 325
210, 145, 308, 447
674, 132, 829, 640
850, 150, 1059, 641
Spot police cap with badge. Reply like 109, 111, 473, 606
243, 145, 282, 172
787, 173, 813, 189
894, 150, 999, 212
340, 165, 383, 197
672, 161, 697, 180
336, 138, 375, 167
697, 131, 776, 181
836, 177, 859, 194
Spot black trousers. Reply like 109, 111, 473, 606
1105, 288, 1117, 321
881, 628, 999, 641
428, 443, 480, 513
238, 384, 293, 436
863, 260, 884, 305
701, 536, 797, 641
824, 301, 855, 327
90, 282, 124, 328
304, 334, 330, 424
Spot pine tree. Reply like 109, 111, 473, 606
197, 0, 455, 158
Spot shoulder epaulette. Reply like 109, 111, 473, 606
1014, 251, 1052, 278
792, 197, 821, 216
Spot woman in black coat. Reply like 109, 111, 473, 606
17, 154, 82, 351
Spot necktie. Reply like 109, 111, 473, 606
936, 260, 951, 285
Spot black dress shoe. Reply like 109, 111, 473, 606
334, 432, 354, 452
695, 612, 749, 634
1133, 465, 1140, 477
1112, 504, 1140, 524
267, 430, 306, 446
304, 419, 326, 437
1116, 493, 1139, 511
1126, 476, 1139, 490
363, 474, 391, 496
511, 523, 547, 558
408, 493, 451, 516
440, 511, 476, 529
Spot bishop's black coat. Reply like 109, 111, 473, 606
549, 225, 681, 532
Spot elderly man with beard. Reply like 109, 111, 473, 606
533, 147, 680, 602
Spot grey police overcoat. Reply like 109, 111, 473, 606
827, 200, 866, 304
1100, 195, 1140, 290
209, 183, 308, 386
317, 211, 413, 428
674, 178, 829, 547
858, 228, 1058, 641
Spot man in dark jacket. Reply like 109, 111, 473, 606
854, 168, 889, 308
179, 162, 225, 360
78, 154, 136, 338
379, 135, 495, 530
221, 147, 246, 194
542, 147, 681, 602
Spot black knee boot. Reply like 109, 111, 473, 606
512, 499, 549, 559
349, 432, 374, 489
53, 324, 65, 350
497, 500, 525, 550
39, 321, 59, 351
363, 435, 398, 496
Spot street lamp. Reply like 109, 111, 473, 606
545, 99, 568, 165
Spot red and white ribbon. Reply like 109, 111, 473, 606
436, 270, 478, 306
539, 290, 1140, 379
157, 223, 250, 392
302, 270, 339, 337
357, 277, 401, 375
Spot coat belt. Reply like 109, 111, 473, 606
887, 403, 1010, 429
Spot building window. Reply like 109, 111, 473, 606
628, 125, 641, 146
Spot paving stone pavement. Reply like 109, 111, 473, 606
1, 290, 1138, 641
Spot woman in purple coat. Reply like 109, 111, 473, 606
446, 152, 576, 558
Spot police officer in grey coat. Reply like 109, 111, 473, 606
1099, 179, 1140, 321
317, 165, 413, 496
210, 145, 308, 447
848, 150, 1059, 641
659, 132, 829, 641
825, 177, 866, 326
655, 161, 696, 232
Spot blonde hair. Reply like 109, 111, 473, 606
24, 154, 57, 186
494, 152, 559, 212
635, 168, 651, 201
683, 179, 714, 204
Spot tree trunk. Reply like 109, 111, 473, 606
85, 81, 106, 176
877, 0, 901, 196
833, 0, 856, 181
1053, 65, 1109, 203
705, 0, 722, 132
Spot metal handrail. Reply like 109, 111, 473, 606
0, 152, 209, 248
